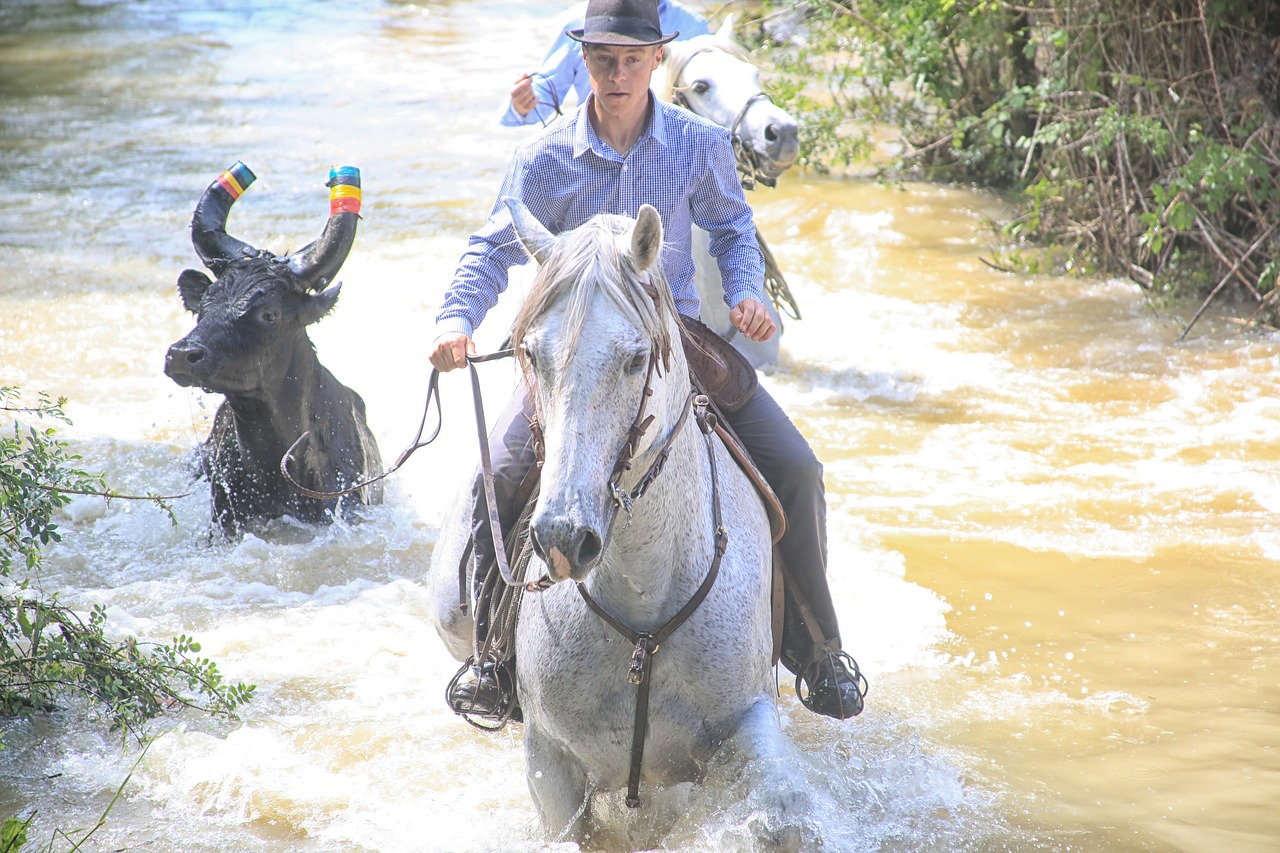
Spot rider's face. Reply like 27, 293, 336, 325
583, 44, 663, 118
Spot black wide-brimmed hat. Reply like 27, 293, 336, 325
566, 0, 678, 46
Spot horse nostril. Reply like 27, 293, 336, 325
765, 125, 778, 142
530, 528, 548, 562
576, 529, 602, 566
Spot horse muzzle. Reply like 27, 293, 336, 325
529, 516, 604, 583
743, 104, 800, 178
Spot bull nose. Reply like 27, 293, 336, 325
164, 341, 209, 378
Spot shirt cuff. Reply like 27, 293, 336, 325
721, 284, 761, 311
433, 315, 476, 341
499, 103, 526, 127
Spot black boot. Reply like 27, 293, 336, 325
446, 659, 522, 728
796, 651, 867, 720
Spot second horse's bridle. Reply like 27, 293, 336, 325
669, 47, 780, 189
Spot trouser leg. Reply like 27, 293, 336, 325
722, 384, 843, 673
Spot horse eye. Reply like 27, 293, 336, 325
521, 344, 538, 371
691, 80, 710, 95
625, 353, 647, 374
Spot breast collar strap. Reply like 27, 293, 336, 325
576, 392, 727, 809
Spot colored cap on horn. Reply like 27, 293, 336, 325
285, 165, 362, 290
191, 161, 261, 271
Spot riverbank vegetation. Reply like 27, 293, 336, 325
740, 0, 1280, 331
1, 386, 254, 848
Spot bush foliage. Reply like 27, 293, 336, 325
742, 0, 1280, 327
0, 386, 253, 740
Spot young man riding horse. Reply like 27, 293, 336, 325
430, 0, 866, 721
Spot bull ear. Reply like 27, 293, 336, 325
503, 197, 554, 265
630, 204, 663, 273
301, 281, 342, 326
177, 269, 212, 313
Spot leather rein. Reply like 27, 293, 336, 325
278, 349, 514, 501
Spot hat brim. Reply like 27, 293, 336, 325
566, 27, 678, 46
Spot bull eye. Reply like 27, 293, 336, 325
691, 80, 710, 95
259, 307, 280, 325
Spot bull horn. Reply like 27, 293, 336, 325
191, 161, 261, 270
284, 165, 362, 290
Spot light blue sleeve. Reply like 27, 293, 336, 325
435, 152, 535, 337
691, 132, 765, 309
498, 3, 591, 128
661, 1, 711, 40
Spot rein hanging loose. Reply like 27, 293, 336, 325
279, 349, 514, 501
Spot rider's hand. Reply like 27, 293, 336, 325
430, 332, 476, 372
729, 297, 776, 342
510, 73, 536, 117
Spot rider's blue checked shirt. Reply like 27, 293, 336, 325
436, 93, 766, 340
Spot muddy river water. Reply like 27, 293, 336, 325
1, 1, 1277, 850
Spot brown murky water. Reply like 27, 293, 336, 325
1, 1, 1277, 851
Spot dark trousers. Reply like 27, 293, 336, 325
471, 382, 844, 673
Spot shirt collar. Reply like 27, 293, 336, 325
573, 92, 669, 159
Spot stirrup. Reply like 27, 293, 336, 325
445, 658, 521, 731
795, 650, 868, 720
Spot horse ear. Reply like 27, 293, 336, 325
503, 197, 554, 265
631, 204, 663, 273
715, 14, 735, 41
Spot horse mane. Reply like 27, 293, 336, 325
510, 214, 676, 375
652, 29, 752, 101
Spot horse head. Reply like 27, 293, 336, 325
656, 17, 801, 188
506, 201, 689, 584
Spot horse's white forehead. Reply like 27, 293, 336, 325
683, 44, 760, 89
538, 287, 646, 349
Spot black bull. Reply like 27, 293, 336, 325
165, 163, 383, 533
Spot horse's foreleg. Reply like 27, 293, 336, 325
524, 723, 592, 842
718, 698, 812, 852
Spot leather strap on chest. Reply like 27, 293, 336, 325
575, 394, 726, 809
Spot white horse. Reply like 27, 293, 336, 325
427, 202, 811, 848
652, 18, 802, 370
